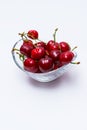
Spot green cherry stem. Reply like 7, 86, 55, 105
16, 52, 25, 62
72, 46, 77, 51
12, 48, 25, 62
19, 32, 28, 41
71, 61, 80, 64
53, 28, 58, 42
12, 48, 20, 52
37, 38, 47, 44
71, 46, 80, 64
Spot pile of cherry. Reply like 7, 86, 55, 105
13, 28, 80, 73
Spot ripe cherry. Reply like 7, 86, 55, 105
31, 47, 45, 60
46, 40, 59, 51
20, 40, 34, 57
27, 30, 38, 39
35, 41, 46, 48
59, 51, 74, 64
23, 58, 38, 73
49, 50, 60, 61
39, 56, 53, 72
59, 41, 71, 52
53, 62, 63, 70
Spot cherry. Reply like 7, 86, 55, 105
35, 41, 46, 48
31, 47, 45, 60
50, 42, 59, 51
53, 60, 63, 70
59, 51, 74, 64
46, 28, 59, 51
46, 40, 55, 49
27, 30, 38, 39
20, 40, 34, 57
59, 41, 71, 52
39, 56, 53, 72
46, 40, 59, 51
23, 58, 38, 73
49, 50, 60, 61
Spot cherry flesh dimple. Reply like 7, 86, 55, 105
59, 41, 71, 52
27, 30, 38, 39
59, 51, 74, 64
31, 47, 45, 60
39, 56, 53, 72
23, 58, 38, 73
20, 40, 34, 57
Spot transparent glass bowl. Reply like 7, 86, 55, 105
11, 39, 77, 82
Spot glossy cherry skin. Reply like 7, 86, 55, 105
35, 42, 46, 48
31, 47, 45, 60
46, 40, 59, 51
23, 58, 38, 73
20, 40, 34, 57
39, 56, 53, 72
59, 41, 71, 52
49, 50, 60, 61
27, 30, 38, 39
59, 51, 74, 64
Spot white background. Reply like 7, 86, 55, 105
0, 0, 87, 130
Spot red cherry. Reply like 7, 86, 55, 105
53, 61, 63, 70
31, 47, 45, 60
23, 58, 38, 73
39, 56, 53, 72
27, 30, 38, 39
49, 50, 60, 61
59, 51, 74, 64
59, 41, 71, 52
46, 40, 59, 51
20, 40, 34, 57
35, 41, 46, 48
50, 43, 59, 50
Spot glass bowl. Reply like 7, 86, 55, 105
11, 39, 77, 82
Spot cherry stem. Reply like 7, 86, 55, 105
71, 46, 80, 65
19, 32, 28, 41
12, 48, 20, 52
71, 61, 80, 64
12, 48, 25, 62
16, 52, 25, 62
37, 38, 47, 44
53, 28, 58, 42
72, 46, 77, 51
